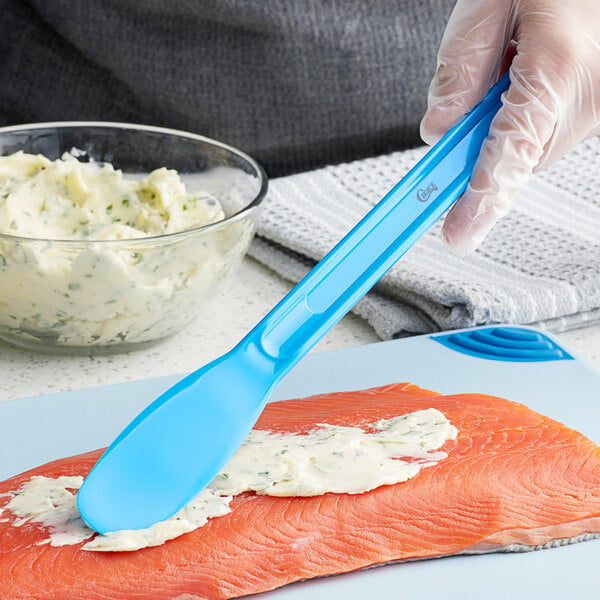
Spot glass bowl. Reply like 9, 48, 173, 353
0, 122, 267, 355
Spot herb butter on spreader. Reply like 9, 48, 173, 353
0, 151, 251, 348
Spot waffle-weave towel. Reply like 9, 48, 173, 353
249, 139, 600, 339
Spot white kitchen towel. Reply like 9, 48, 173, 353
249, 138, 600, 339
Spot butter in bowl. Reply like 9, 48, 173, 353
0, 122, 267, 354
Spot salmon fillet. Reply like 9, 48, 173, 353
1, 382, 600, 599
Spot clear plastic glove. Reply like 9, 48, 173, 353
420, 0, 600, 254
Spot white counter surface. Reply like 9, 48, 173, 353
0, 257, 599, 402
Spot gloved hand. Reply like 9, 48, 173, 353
420, 0, 600, 254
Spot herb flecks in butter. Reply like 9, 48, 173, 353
3, 476, 92, 547
0, 151, 239, 347
0, 151, 224, 240
2, 409, 457, 552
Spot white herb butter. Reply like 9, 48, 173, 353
0, 152, 252, 348
2, 409, 457, 552
0, 151, 223, 239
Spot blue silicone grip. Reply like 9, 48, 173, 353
248, 72, 510, 377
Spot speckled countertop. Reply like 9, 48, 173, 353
0, 256, 599, 402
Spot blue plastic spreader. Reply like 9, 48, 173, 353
77, 73, 511, 533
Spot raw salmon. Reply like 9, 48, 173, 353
1, 382, 600, 599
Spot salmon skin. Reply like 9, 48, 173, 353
1, 382, 600, 599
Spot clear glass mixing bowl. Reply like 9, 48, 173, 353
0, 122, 267, 355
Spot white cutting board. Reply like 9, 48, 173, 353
1, 325, 599, 599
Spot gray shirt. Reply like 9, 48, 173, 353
0, 0, 455, 176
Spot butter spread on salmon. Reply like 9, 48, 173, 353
3, 409, 457, 552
